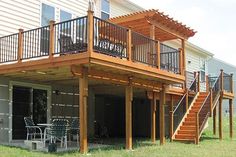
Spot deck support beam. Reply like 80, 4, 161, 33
219, 94, 223, 140
151, 92, 157, 143
229, 99, 233, 139
213, 107, 216, 135
79, 67, 88, 154
219, 69, 223, 140
160, 84, 166, 145
169, 95, 174, 141
125, 82, 133, 150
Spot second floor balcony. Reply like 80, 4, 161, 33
0, 9, 196, 85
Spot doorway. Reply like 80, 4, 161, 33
10, 82, 51, 140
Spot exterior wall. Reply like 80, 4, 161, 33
110, 0, 142, 17
208, 58, 236, 114
0, 0, 142, 37
0, 77, 10, 142
0, 0, 99, 37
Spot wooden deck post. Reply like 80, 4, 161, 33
186, 90, 189, 111
127, 29, 132, 61
49, 20, 55, 60
125, 81, 133, 150
150, 24, 155, 66
195, 112, 199, 145
220, 69, 224, 91
229, 99, 233, 139
169, 95, 174, 142
213, 107, 216, 135
151, 92, 156, 143
87, 9, 94, 55
181, 39, 186, 76
230, 73, 234, 94
160, 84, 166, 145
17, 29, 24, 63
157, 42, 161, 69
210, 88, 213, 117
79, 67, 88, 154
219, 93, 223, 140
206, 75, 209, 92
219, 69, 223, 140
178, 48, 183, 75
197, 71, 200, 92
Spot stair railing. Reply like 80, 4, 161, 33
195, 92, 211, 144
170, 72, 199, 140
208, 73, 221, 115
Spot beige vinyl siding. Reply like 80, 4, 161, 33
0, 0, 40, 36
110, 0, 140, 17
0, 0, 100, 37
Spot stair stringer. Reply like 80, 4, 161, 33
172, 92, 200, 140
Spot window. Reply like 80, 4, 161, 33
60, 10, 72, 22
41, 3, 55, 54
41, 3, 55, 26
60, 10, 72, 37
101, 0, 110, 20
200, 60, 206, 82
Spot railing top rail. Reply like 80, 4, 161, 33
94, 16, 129, 30
0, 33, 19, 39
132, 31, 158, 43
54, 16, 88, 25
173, 92, 187, 113
197, 92, 210, 115
160, 43, 178, 52
188, 74, 198, 90
22, 25, 50, 33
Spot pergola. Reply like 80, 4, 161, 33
109, 9, 196, 41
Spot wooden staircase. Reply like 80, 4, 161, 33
173, 92, 209, 142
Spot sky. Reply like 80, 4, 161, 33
129, 0, 236, 66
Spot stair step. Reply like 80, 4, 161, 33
173, 138, 195, 142
183, 121, 195, 125
175, 134, 196, 139
180, 126, 196, 130
178, 130, 196, 134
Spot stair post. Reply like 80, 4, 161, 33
195, 112, 199, 144
219, 69, 224, 140
210, 88, 213, 117
197, 71, 200, 92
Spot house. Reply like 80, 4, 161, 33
0, 0, 234, 154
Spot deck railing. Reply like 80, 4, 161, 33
160, 43, 180, 74
132, 32, 157, 67
0, 14, 183, 75
54, 16, 88, 55
22, 26, 50, 59
223, 72, 232, 93
0, 33, 18, 63
93, 17, 128, 58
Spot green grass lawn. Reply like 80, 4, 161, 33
0, 117, 235, 157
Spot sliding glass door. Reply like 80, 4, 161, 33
12, 86, 48, 140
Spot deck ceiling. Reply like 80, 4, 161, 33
109, 9, 196, 41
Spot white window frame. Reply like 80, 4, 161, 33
101, 0, 110, 19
